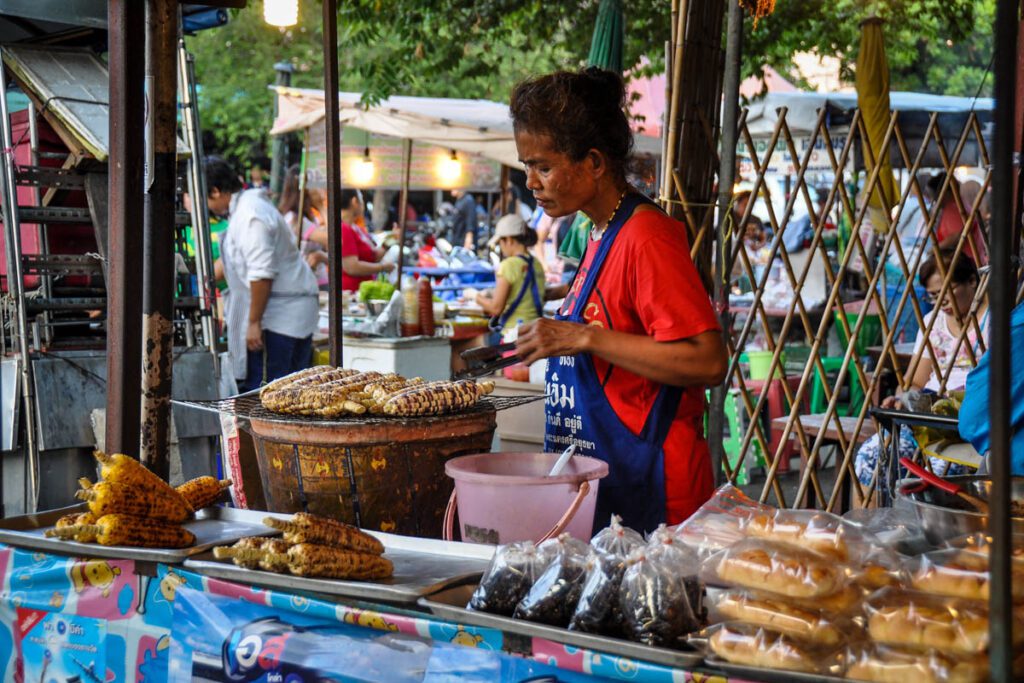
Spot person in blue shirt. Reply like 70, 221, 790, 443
958, 300, 1024, 476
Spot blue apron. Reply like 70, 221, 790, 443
491, 254, 543, 332
543, 193, 682, 534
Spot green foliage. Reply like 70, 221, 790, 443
186, 0, 988, 164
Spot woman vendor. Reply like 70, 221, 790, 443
308, 189, 394, 292
512, 68, 728, 533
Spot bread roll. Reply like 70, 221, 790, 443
910, 549, 1024, 601
845, 647, 988, 683
745, 510, 852, 560
866, 596, 989, 654
714, 540, 843, 599
708, 624, 824, 674
708, 590, 845, 646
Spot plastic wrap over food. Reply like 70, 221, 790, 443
468, 540, 554, 616
844, 643, 990, 683
704, 588, 849, 647
843, 506, 930, 554
743, 508, 870, 561
514, 534, 593, 626
703, 538, 849, 599
908, 548, 1024, 601
864, 587, 1013, 655
847, 545, 909, 591
942, 531, 1024, 561
568, 515, 646, 635
618, 528, 704, 648
704, 622, 843, 675
670, 484, 771, 558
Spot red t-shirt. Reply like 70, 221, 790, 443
341, 221, 378, 292
561, 207, 719, 524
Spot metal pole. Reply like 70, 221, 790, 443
322, 0, 343, 366
270, 62, 294, 198
987, 0, 1018, 678
178, 42, 218, 368
139, 0, 178, 478
709, 0, 743, 485
26, 104, 51, 348
106, 0, 146, 458
0, 63, 39, 511
395, 138, 413, 286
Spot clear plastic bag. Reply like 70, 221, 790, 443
847, 545, 909, 591
844, 643, 990, 683
704, 587, 848, 647
907, 547, 1024, 601
703, 622, 843, 675
619, 528, 704, 648
468, 540, 554, 616
864, 587, 1010, 655
671, 484, 771, 559
703, 538, 849, 600
942, 531, 1024, 561
843, 506, 930, 555
513, 534, 593, 626
568, 515, 646, 635
742, 508, 869, 561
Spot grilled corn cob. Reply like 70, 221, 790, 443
46, 514, 195, 548
54, 511, 98, 543
176, 477, 233, 511
259, 366, 332, 397
213, 537, 291, 572
93, 451, 188, 501
76, 480, 192, 523
263, 542, 393, 579
382, 379, 483, 416
261, 368, 362, 411
263, 514, 384, 555
263, 372, 385, 415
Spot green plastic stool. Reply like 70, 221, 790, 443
708, 389, 765, 485
810, 356, 866, 417
835, 311, 882, 357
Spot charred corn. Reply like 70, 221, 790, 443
259, 366, 332, 397
76, 480, 192, 523
213, 537, 291, 572
46, 514, 194, 548
54, 511, 98, 542
264, 372, 385, 415
263, 513, 384, 555
93, 451, 188, 502
265, 543, 393, 579
176, 477, 232, 511
382, 380, 482, 416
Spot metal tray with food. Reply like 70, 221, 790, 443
184, 528, 494, 604
703, 658, 845, 683
0, 505, 278, 563
419, 584, 705, 670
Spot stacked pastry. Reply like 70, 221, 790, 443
213, 512, 393, 581
259, 366, 495, 418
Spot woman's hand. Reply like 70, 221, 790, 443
881, 395, 903, 410
306, 251, 327, 269
516, 318, 588, 365
378, 261, 396, 273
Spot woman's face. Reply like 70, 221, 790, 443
926, 272, 976, 319
515, 130, 596, 218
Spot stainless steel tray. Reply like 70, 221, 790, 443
0, 505, 278, 564
704, 657, 845, 683
419, 585, 705, 670
184, 527, 494, 604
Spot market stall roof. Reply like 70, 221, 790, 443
270, 85, 662, 169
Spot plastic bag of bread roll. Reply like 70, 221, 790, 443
670, 484, 771, 559
942, 531, 1024, 561
468, 540, 554, 616
568, 515, 645, 635
907, 548, 1024, 601
742, 508, 869, 561
704, 588, 849, 647
514, 534, 593, 626
847, 546, 909, 591
703, 539, 849, 600
843, 506, 930, 555
864, 587, 1024, 655
844, 643, 990, 683
703, 622, 843, 675
619, 528, 704, 648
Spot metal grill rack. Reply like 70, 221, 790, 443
172, 392, 545, 425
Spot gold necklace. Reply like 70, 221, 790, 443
590, 190, 629, 240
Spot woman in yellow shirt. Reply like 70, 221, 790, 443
476, 214, 545, 337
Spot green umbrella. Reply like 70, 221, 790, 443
587, 0, 624, 72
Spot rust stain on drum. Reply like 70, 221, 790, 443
249, 406, 497, 538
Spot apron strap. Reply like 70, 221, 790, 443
494, 254, 541, 330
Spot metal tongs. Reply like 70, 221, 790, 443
456, 341, 520, 379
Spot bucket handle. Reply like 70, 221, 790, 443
443, 481, 592, 543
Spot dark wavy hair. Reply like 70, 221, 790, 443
510, 68, 634, 182
203, 155, 242, 196
919, 248, 978, 289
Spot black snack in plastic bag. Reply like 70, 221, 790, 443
514, 534, 593, 626
569, 515, 646, 635
619, 526, 704, 648
468, 541, 552, 616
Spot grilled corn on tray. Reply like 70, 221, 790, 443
0, 505, 278, 563
186, 518, 495, 604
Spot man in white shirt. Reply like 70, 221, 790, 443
201, 157, 319, 391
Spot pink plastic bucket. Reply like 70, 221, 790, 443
443, 452, 608, 544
